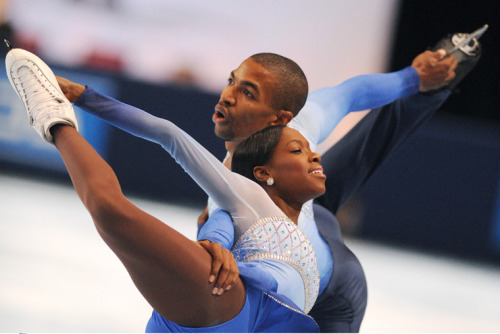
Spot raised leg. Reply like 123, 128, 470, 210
6, 47, 245, 327
52, 124, 246, 326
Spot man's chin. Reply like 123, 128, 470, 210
214, 127, 233, 141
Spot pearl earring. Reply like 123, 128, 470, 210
266, 177, 274, 186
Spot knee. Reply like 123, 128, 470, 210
84, 184, 127, 233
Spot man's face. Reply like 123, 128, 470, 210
213, 58, 280, 142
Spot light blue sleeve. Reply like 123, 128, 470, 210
197, 208, 235, 250
292, 66, 420, 146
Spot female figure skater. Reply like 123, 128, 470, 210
7, 48, 324, 332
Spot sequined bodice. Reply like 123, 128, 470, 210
231, 216, 319, 313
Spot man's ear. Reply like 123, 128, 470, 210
271, 110, 293, 126
253, 166, 271, 183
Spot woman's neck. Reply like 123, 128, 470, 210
267, 193, 303, 225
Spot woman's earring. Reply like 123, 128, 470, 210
266, 177, 274, 186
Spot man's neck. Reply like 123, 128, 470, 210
224, 140, 241, 169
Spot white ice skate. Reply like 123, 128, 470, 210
5, 48, 78, 143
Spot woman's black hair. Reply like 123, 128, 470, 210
232, 125, 285, 183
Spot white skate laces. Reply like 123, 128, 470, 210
6, 49, 78, 144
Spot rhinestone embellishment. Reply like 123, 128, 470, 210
232, 216, 319, 313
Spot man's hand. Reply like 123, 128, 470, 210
198, 240, 239, 296
412, 49, 458, 92
56, 76, 86, 103
197, 206, 209, 226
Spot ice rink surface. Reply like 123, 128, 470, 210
1, 173, 500, 332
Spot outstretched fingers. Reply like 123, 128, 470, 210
56, 76, 86, 103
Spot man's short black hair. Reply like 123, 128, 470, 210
250, 53, 308, 116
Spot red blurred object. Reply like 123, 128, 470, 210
12, 32, 39, 53
84, 50, 124, 72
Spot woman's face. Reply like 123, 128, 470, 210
265, 127, 326, 204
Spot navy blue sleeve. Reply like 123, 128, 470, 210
317, 90, 451, 213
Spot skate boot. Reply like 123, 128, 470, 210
5, 48, 79, 143
431, 24, 487, 92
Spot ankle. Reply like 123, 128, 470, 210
50, 123, 71, 143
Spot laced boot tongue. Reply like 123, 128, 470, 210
16, 64, 74, 143
17, 65, 38, 125
19, 65, 65, 126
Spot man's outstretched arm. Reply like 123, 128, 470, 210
293, 49, 456, 147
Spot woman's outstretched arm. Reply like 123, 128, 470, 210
72, 86, 282, 237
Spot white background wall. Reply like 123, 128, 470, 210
4, 0, 399, 92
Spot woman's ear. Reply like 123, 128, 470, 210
253, 166, 271, 183
271, 110, 293, 126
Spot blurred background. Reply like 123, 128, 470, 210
1, 0, 499, 332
